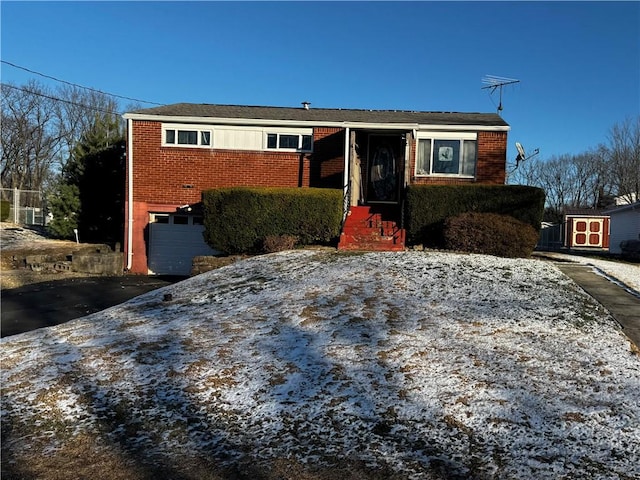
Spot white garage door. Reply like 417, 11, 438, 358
148, 214, 219, 275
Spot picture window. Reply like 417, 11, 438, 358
416, 137, 477, 177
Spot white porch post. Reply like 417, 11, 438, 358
126, 118, 134, 270
343, 126, 350, 218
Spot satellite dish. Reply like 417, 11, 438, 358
512, 142, 540, 170
515, 142, 526, 161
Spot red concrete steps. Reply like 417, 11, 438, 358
338, 206, 406, 252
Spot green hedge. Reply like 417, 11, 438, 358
0, 200, 10, 222
405, 185, 545, 247
444, 212, 540, 258
202, 187, 343, 254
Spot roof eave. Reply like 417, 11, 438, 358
122, 113, 510, 132
603, 202, 640, 214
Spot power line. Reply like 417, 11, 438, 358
2, 83, 122, 116
1, 60, 163, 106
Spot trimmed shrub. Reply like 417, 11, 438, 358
202, 187, 343, 254
405, 184, 545, 247
1, 200, 10, 222
443, 212, 540, 258
262, 235, 298, 253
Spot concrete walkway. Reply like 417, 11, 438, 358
554, 262, 640, 350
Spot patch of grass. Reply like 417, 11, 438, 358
562, 412, 586, 423
300, 304, 324, 326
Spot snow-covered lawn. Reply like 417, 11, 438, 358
2, 250, 639, 479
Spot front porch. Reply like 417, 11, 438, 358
338, 205, 405, 251
338, 129, 410, 251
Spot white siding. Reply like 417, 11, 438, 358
160, 123, 313, 151
215, 127, 264, 150
609, 209, 640, 254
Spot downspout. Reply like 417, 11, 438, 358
126, 118, 134, 270
342, 126, 350, 220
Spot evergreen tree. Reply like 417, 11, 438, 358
47, 113, 125, 243
46, 182, 80, 239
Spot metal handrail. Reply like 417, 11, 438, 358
342, 182, 352, 226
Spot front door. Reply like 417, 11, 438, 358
366, 134, 403, 203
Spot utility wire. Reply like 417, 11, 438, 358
2, 83, 122, 116
1, 60, 163, 106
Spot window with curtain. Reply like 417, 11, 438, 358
416, 137, 477, 177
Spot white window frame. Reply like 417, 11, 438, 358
415, 131, 478, 178
264, 129, 313, 153
161, 123, 314, 152
149, 213, 170, 224
149, 213, 202, 226
162, 124, 214, 148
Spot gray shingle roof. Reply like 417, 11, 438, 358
127, 103, 509, 127
565, 208, 610, 216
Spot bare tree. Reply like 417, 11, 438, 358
1, 81, 123, 192
53, 85, 122, 171
507, 152, 540, 186
538, 155, 575, 219
0, 81, 61, 190
571, 149, 610, 208
509, 149, 609, 222
603, 116, 640, 204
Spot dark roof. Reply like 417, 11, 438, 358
127, 103, 509, 127
603, 201, 640, 215
565, 208, 609, 216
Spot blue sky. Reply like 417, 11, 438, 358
2, 1, 639, 163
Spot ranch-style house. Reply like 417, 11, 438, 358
122, 103, 510, 275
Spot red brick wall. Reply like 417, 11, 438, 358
310, 128, 345, 188
129, 121, 346, 205
408, 131, 507, 185
476, 131, 507, 184
125, 121, 505, 273
124, 121, 345, 273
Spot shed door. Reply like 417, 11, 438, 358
572, 218, 604, 247
148, 214, 218, 275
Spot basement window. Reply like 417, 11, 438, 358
150, 213, 169, 224
266, 133, 313, 152
163, 125, 213, 148
415, 133, 477, 177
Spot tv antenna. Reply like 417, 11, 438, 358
514, 141, 539, 169
482, 75, 520, 115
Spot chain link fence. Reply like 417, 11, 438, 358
1, 188, 46, 226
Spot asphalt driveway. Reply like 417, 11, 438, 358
1, 275, 182, 337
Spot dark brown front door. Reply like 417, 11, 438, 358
366, 134, 403, 203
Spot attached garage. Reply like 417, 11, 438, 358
148, 213, 219, 275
